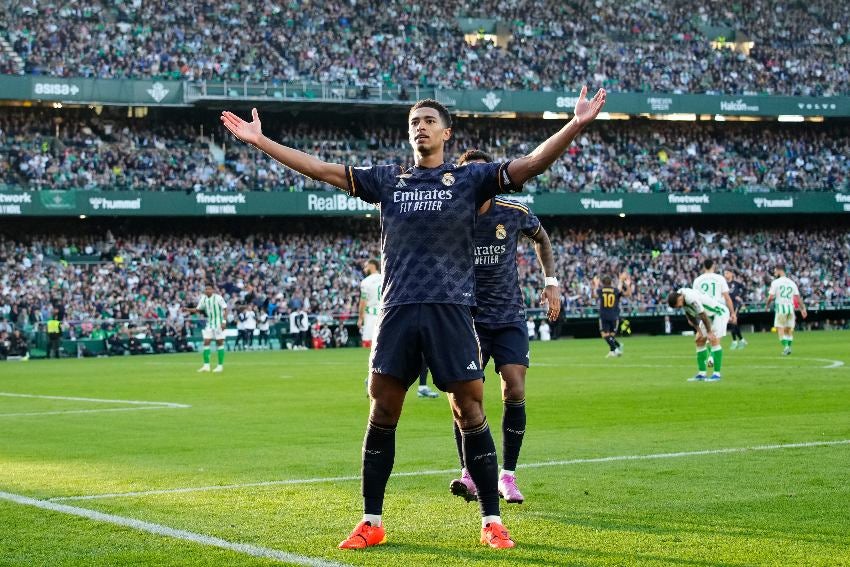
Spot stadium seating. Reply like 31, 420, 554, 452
1, 0, 847, 95
1, 226, 847, 343
1, 109, 848, 193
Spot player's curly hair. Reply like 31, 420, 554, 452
458, 149, 493, 165
409, 99, 452, 128
667, 291, 683, 308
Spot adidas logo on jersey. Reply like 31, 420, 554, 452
395, 178, 407, 188
467, 361, 478, 370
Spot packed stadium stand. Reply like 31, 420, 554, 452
2, 217, 848, 359
1, 108, 848, 193
1, 0, 847, 94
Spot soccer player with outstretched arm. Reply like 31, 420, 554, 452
184, 283, 227, 373
594, 273, 632, 358
220, 86, 606, 550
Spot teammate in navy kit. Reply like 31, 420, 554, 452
724, 269, 748, 349
594, 273, 632, 357
449, 150, 560, 506
220, 86, 607, 550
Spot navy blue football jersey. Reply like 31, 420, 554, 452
727, 279, 746, 309
347, 161, 520, 307
597, 286, 622, 319
474, 197, 541, 325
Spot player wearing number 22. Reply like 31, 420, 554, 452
765, 263, 807, 356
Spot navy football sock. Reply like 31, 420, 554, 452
362, 420, 396, 515
462, 420, 500, 517
502, 399, 526, 472
605, 336, 618, 351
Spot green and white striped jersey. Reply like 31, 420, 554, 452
196, 293, 227, 329
769, 276, 800, 315
678, 287, 727, 320
360, 273, 383, 316
693, 272, 729, 303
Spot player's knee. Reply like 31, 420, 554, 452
695, 337, 706, 347
369, 392, 403, 426
502, 382, 525, 402
500, 367, 526, 401
367, 373, 405, 425
453, 397, 485, 429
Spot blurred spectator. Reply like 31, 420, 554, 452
0, 223, 847, 350
1, 0, 847, 95
1, 109, 848, 194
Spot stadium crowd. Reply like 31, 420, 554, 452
1, 0, 847, 95
2, 110, 848, 193
1, 226, 847, 352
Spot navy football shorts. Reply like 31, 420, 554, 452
599, 317, 619, 334
369, 304, 484, 391
475, 321, 530, 372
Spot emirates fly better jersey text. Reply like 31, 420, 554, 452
347, 162, 521, 307
473, 198, 541, 324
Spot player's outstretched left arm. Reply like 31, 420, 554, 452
507, 86, 607, 186
221, 108, 349, 190
619, 272, 633, 297
529, 226, 560, 321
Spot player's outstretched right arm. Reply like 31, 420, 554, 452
221, 108, 349, 191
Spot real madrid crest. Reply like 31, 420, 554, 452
441, 172, 455, 186
496, 224, 507, 240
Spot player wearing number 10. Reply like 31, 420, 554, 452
766, 263, 808, 355
595, 274, 631, 357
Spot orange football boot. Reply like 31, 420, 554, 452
338, 520, 387, 549
480, 522, 516, 548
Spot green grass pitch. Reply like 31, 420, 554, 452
1, 331, 849, 566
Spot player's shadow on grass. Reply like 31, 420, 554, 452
538, 512, 847, 548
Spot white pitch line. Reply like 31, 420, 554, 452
51, 439, 850, 503
0, 491, 350, 567
537, 363, 831, 370
0, 392, 190, 417
0, 392, 190, 408
0, 407, 181, 418
535, 356, 845, 370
